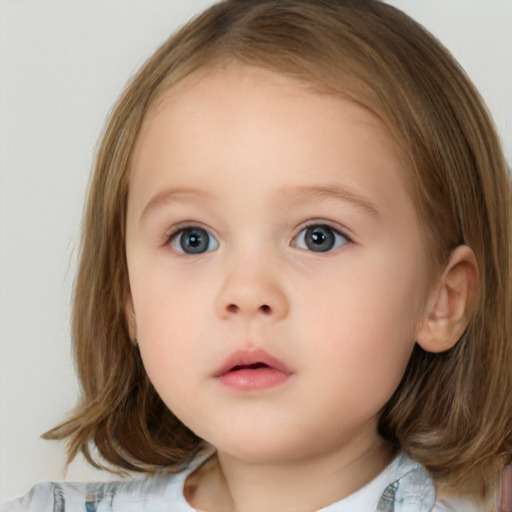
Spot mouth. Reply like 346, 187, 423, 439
230, 362, 272, 371
215, 348, 292, 391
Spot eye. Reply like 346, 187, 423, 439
293, 224, 348, 253
169, 227, 219, 254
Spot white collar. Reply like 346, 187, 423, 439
159, 450, 436, 512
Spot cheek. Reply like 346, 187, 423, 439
132, 261, 205, 331
134, 295, 205, 423
130, 273, 205, 376
297, 253, 422, 386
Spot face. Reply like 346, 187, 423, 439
125, 65, 429, 465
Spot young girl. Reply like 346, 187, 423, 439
3, 0, 511, 511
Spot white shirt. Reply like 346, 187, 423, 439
1, 452, 484, 512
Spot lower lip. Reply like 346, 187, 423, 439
218, 368, 290, 391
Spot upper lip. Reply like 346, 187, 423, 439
214, 348, 292, 377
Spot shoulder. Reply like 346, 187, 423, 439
0, 468, 196, 512
385, 453, 487, 512
1, 482, 55, 512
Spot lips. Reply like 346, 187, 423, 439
214, 348, 292, 391
214, 348, 291, 377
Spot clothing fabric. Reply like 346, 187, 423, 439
1, 452, 484, 512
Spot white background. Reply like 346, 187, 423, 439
1, 0, 511, 504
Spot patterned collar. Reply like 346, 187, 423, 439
376, 452, 436, 512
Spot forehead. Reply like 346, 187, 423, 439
131, 63, 406, 190
131, 64, 408, 209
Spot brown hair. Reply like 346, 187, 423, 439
45, 0, 512, 498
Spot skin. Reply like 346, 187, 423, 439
125, 64, 477, 512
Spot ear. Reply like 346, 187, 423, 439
416, 245, 479, 353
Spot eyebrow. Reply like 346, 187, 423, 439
139, 184, 380, 220
280, 184, 381, 219
140, 187, 215, 220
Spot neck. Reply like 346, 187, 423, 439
186, 431, 395, 512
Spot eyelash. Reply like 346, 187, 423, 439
165, 221, 352, 255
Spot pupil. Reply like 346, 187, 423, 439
306, 226, 335, 252
189, 234, 200, 247
181, 228, 208, 253
312, 231, 326, 244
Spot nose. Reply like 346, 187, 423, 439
214, 260, 289, 322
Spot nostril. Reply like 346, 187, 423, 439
227, 304, 239, 313
224, 304, 272, 315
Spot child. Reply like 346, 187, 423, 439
3, 0, 511, 510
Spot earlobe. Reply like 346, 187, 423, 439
416, 245, 479, 353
